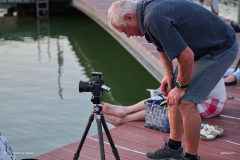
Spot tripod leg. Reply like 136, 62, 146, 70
100, 113, 120, 160
95, 113, 106, 160
73, 112, 95, 160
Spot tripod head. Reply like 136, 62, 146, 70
93, 104, 104, 114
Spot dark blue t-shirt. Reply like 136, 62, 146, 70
137, 0, 236, 61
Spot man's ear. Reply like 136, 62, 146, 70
123, 14, 134, 22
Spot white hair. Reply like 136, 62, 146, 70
108, 0, 138, 27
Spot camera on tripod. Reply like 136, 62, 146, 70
79, 72, 110, 104
74, 72, 120, 160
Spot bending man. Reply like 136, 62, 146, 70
108, 0, 238, 160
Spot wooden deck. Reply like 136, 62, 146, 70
34, 89, 240, 159
34, 94, 240, 160
35, 0, 240, 159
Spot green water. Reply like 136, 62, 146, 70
0, 14, 159, 159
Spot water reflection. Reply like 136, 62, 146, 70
202, 0, 238, 22
0, 15, 159, 105
57, 36, 64, 99
37, 19, 51, 61
219, 0, 237, 22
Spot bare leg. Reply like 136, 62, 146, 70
168, 105, 183, 141
104, 110, 146, 127
178, 101, 201, 155
103, 114, 124, 127
102, 98, 150, 118
224, 74, 237, 83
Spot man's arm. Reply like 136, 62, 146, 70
158, 52, 174, 96
176, 46, 194, 87
167, 46, 194, 106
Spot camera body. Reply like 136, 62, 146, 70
79, 72, 110, 104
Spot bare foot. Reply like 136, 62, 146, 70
224, 74, 237, 83
103, 113, 124, 127
102, 103, 127, 118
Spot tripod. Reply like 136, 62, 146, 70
73, 104, 120, 160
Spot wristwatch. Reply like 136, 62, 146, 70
175, 81, 188, 89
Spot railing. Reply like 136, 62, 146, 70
36, 0, 49, 18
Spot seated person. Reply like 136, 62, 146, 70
224, 68, 240, 85
102, 78, 226, 127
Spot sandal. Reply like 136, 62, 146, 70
211, 125, 224, 136
200, 124, 224, 140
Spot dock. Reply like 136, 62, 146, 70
34, 0, 240, 159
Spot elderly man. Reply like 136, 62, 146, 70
108, 0, 238, 160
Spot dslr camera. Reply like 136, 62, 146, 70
79, 72, 110, 104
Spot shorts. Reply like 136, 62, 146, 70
172, 38, 238, 104
197, 98, 226, 118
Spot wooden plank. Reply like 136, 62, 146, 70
125, 122, 240, 152
88, 123, 240, 160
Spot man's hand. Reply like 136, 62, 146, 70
159, 74, 173, 96
164, 46, 193, 106
166, 87, 186, 106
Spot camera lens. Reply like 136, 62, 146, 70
79, 81, 91, 92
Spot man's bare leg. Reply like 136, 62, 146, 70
104, 110, 146, 127
165, 86, 184, 141
102, 99, 150, 118
168, 105, 183, 141
178, 101, 201, 155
